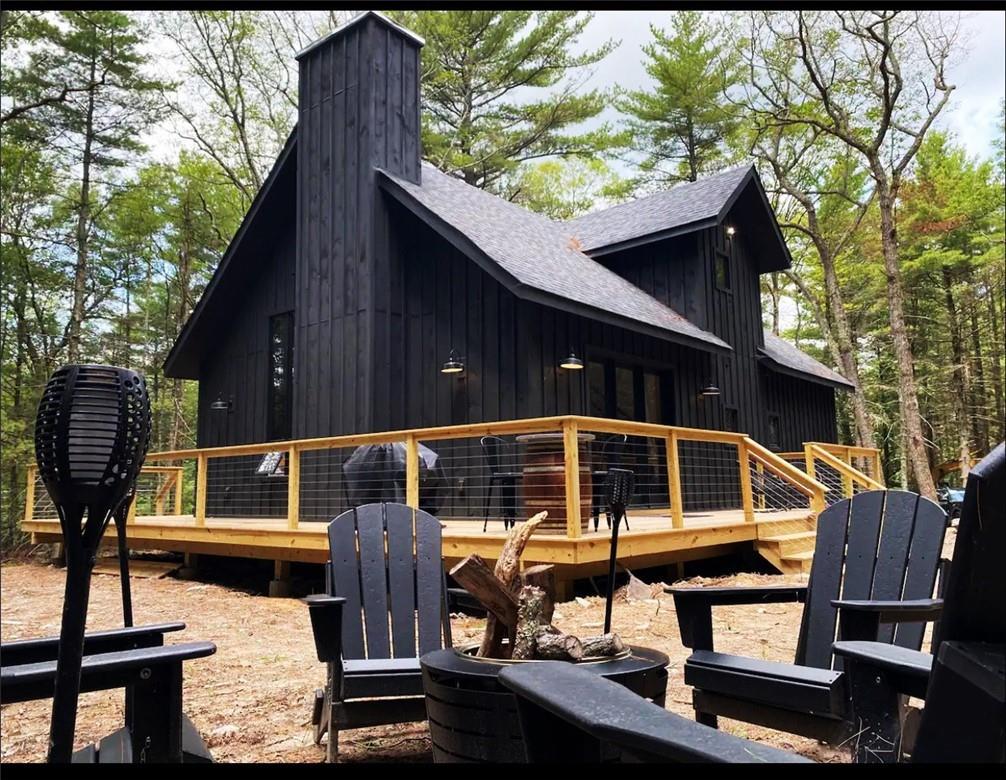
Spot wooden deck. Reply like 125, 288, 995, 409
22, 508, 815, 586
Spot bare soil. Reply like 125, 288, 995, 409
2, 529, 957, 764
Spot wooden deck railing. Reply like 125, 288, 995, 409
23, 415, 831, 538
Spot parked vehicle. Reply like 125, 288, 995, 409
937, 484, 965, 523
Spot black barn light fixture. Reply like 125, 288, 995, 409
701, 381, 721, 397
559, 349, 584, 370
441, 349, 465, 375
210, 393, 232, 412
725, 225, 736, 237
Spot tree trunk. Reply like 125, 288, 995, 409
67, 56, 98, 364
768, 273, 781, 335
964, 278, 989, 454
941, 267, 972, 479
985, 271, 1005, 441
875, 176, 936, 499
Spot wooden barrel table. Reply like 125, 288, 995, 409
515, 432, 594, 534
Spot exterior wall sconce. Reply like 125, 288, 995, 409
210, 393, 233, 412
559, 349, 584, 370
725, 225, 736, 237
441, 349, 465, 374
700, 382, 721, 397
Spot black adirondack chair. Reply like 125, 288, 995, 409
0, 623, 215, 763
499, 445, 1005, 765
665, 489, 947, 744
481, 436, 523, 532
305, 502, 452, 762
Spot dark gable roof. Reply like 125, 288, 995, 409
164, 129, 297, 379
567, 165, 792, 272
378, 163, 730, 355
759, 331, 855, 390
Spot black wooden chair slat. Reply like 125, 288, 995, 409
870, 491, 920, 643
894, 499, 948, 650
356, 504, 392, 658
796, 498, 850, 669
416, 510, 444, 656
329, 511, 365, 658
385, 503, 417, 658
839, 490, 885, 602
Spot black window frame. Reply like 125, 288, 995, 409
714, 248, 732, 292
267, 311, 294, 441
767, 413, 782, 451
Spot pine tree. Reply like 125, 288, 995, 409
390, 10, 621, 195
619, 11, 741, 186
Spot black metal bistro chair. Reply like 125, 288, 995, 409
591, 433, 629, 531
481, 436, 523, 532
665, 489, 947, 747
305, 502, 453, 762
499, 444, 1005, 765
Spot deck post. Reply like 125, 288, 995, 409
173, 468, 184, 515
24, 465, 36, 525
195, 453, 208, 527
405, 434, 420, 509
270, 559, 292, 598
666, 432, 684, 529
287, 447, 300, 530
755, 461, 766, 510
803, 443, 817, 481
562, 419, 582, 539
738, 442, 755, 522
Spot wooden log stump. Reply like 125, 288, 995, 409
581, 633, 625, 658
512, 586, 546, 660
534, 627, 583, 661
519, 564, 556, 624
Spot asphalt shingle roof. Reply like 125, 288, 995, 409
379, 163, 730, 353
760, 331, 855, 389
567, 165, 754, 252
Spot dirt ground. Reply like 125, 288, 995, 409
2, 528, 957, 763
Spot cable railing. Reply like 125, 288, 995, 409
23, 416, 833, 539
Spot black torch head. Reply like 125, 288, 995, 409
34, 365, 151, 517
605, 467, 635, 512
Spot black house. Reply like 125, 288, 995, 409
164, 11, 852, 458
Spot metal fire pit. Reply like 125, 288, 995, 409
420, 645, 668, 763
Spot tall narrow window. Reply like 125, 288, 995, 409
268, 312, 294, 440
714, 248, 731, 291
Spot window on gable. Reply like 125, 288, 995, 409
715, 248, 731, 291
268, 312, 294, 440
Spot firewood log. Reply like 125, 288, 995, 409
449, 554, 518, 653
479, 512, 547, 657
581, 633, 625, 658
519, 564, 556, 624
512, 586, 546, 660
534, 627, 583, 661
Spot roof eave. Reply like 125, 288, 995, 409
581, 216, 720, 258
163, 128, 298, 380
757, 353, 855, 391
296, 11, 424, 60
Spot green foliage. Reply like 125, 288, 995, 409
508, 158, 631, 220
619, 11, 742, 186
390, 10, 623, 195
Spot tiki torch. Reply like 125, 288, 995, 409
603, 467, 634, 634
34, 365, 151, 763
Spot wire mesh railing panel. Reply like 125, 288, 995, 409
677, 440, 742, 513
812, 460, 846, 505
749, 459, 812, 513
32, 472, 58, 520
131, 470, 182, 517
206, 454, 288, 519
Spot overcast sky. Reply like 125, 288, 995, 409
576, 9, 1005, 164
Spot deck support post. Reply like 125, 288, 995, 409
195, 454, 208, 527
666, 433, 684, 529
738, 442, 755, 522
270, 559, 292, 597
287, 447, 300, 530
24, 465, 36, 526
562, 420, 582, 539
174, 468, 184, 515
405, 434, 419, 509
178, 553, 200, 580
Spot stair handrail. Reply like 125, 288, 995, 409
806, 443, 884, 494
743, 437, 828, 512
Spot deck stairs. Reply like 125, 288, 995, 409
755, 515, 818, 574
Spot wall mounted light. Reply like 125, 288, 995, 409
725, 225, 736, 237
559, 349, 584, 370
210, 393, 233, 412
441, 349, 465, 375
700, 382, 721, 398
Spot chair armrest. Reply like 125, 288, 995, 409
499, 662, 810, 763
666, 586, 807, 650
1, 642, 217, 705
304, 595, 345, 663
0, 622, 186, 667
833, 641, 933, 699
832, 599, 943, 642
